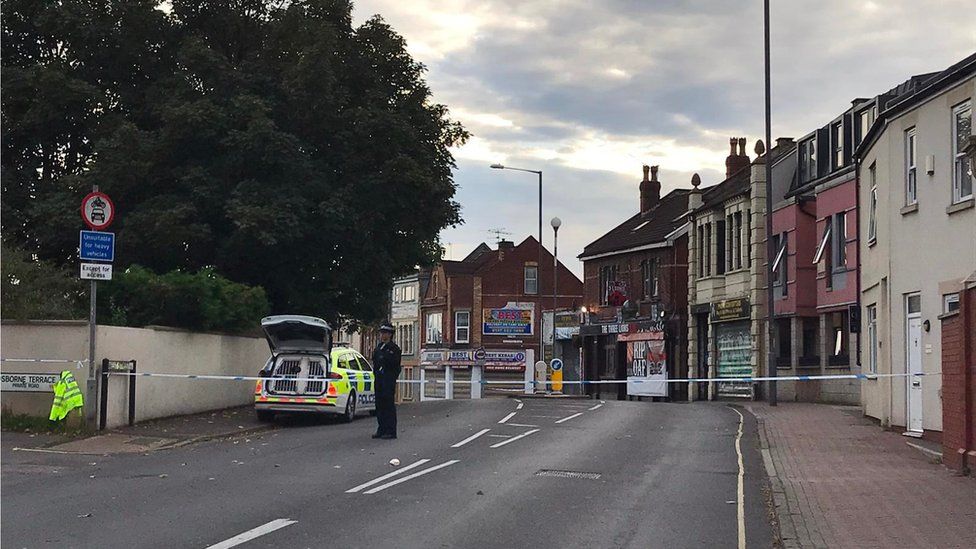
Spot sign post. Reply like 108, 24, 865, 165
80, 187, 116, 427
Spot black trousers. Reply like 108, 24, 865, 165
375, 391, 397, 435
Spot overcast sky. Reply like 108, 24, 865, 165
352, 0, 975, 278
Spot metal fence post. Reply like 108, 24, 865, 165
128, 360, 136, 426
99, 358, 109, 431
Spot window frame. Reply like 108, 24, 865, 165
868, 163, 878, 244
524, 265, 539, 295
832, 212, 847, 272
813, 223, 831, 265
716, 219, 727, 275
905, 127, 917, 205
952, 100, 973, 203
800, 137, 818, 182
454, 310, 471, 344
734, 211, 743, 270
943, 292, 960, 314
425, 312, 443, 344
866, 304, 878, 374
832, 121, 844, 170
771, 232, 788, 297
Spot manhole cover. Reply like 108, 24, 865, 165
535, 469, 601, 480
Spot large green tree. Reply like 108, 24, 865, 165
2, 0, 467, 324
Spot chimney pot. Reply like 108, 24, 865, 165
642, 165, 650, 182
650, 165, 659, 182
640, 164, 662, 214
738, 137, 747, 156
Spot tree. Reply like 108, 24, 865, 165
0, 242, 87, 320
2, 0, 468, 325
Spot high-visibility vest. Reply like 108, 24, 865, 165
49, 370, 84, 421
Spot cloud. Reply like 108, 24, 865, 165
352, 0, 976, 276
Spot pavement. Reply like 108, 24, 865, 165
748, 402, 976, 549
2, 398, 773, 548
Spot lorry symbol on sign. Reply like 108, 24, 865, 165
81, 191, 115, 230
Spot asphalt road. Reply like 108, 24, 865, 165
2, 398, 773, 548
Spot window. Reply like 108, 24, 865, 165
524, 266, 538, 295
716, 219, 726, 275
772, 232, 788, 297
704, 223, 712, 276
813, 222, 831, 265
868, 163, 878, 243
454, 311, 470, 343
393, 285, 416, 303
907, 294, 921, 315
944, 293, 960, 314
905, 127, 917, 205
866, 304, 878, 374
734, 211, 743, 270
697, 225, 705, 277
641, 258, 659, 298
340, 353, 360, 371
952, 100, 973, 203
858, 107, 875, 145
800, 138, 818, 182
745, 210, 752, 267
396, 322, 416, 355
425, 312, 442, 344
832, 212, 847, 272
599, 264, 618, 304
832, 121, 844, 169
356, 356, 372, 372
830, 312, 849, 360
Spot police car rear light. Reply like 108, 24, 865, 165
327, 383, 338, 396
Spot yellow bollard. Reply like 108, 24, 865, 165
551, 358, 564, 393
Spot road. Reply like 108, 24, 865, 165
2, 398, 773, 548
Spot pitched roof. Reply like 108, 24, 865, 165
698, 164, 752, 209
579, 189, 690, 259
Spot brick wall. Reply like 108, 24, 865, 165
941, 286, 975, 472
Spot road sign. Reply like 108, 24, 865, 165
1, 373, 59, 392
550, 358, 564, 393
550, 358, 563, 371
81, 263, 113, 280
81, 191, 115, 230
80, 230, 115, 262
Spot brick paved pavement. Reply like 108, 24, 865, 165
748, 403, 976, 549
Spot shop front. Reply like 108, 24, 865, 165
581, 319, 669, 400
419, 347, 531, 399
711, 298, 753, 398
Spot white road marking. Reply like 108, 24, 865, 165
206, 519, 296, 549
363, 460, 460, 494
490, 429, 540, 448
487, 434, 512, 438
504, 423, 539, 428
451, 428, 491, 448
498, 411, 518, 424
588, 404, 603, 411
555, 412, 584, 424
345, 459, 430, 493
516, 402, 524, 410
731, 407, 746, 549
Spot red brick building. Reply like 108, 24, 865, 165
941, 281, 976, 472
419, 237, 583, 395
578, 165, 691, 400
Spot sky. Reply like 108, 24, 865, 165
351, 0, 975, 278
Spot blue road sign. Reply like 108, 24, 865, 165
80, 230, 115, 262
550, 358, 563, 371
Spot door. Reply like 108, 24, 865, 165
356, 355, 376, 409
696, 314, 710, 400
905, 295, 923, 433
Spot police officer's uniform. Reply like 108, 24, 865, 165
372, 322, 402, 439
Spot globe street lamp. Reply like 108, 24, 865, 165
550, 216, 562, 362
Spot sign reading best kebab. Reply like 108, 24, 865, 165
483, 302, 534, 336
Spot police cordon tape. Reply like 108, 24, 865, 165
102, 370, 939, 385
1, 358, 87, 366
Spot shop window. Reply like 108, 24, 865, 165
776, 318, 792, 368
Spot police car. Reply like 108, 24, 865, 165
254, 315, 375, 422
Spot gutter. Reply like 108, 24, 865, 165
578, 240, 669, 261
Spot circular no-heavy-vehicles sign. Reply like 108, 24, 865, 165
81, 191, 115, 230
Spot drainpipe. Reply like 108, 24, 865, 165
964, 286, 974, 472
854, 162, 863, 374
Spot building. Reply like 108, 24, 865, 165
577, 165, 690, 401
856, 54, 975, 440
419, 238, 584, 396
687, 137, 778, 401
389, 272, 426, 401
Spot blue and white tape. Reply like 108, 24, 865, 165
104, 370, 938, 385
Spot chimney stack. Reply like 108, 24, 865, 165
640, 164, 661, 214
725, 136, 751, 178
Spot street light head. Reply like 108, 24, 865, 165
550, 217, 562, 229
490, 164, 505, 169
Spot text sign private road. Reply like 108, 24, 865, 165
1, 373, 59, 392
80, 230, 115, 262
81, 263, 113, 280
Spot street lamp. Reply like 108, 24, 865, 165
551, 217, 562, 362
490, 163, 544, 363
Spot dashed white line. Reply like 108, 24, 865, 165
504, 423, 539, 428
498, 411, 518, 424
588, 404, 603, 411
487, 434, 512, 438
206, 519, 297, 549
451, 428, 491, 448
363, 460, 461, 494
490, 429, 540, 448
555, 412, 584, 424
345, 459, 430, 493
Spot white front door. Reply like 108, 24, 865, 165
906, 313, 923, 433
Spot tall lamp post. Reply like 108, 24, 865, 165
490, 164, 544, 362
763, 0, 777, 405
551, 217, 562, 361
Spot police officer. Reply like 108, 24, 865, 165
372, 321, 402, 439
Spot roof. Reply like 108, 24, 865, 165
697, 164, 752, 209
578, 189, 690, 259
